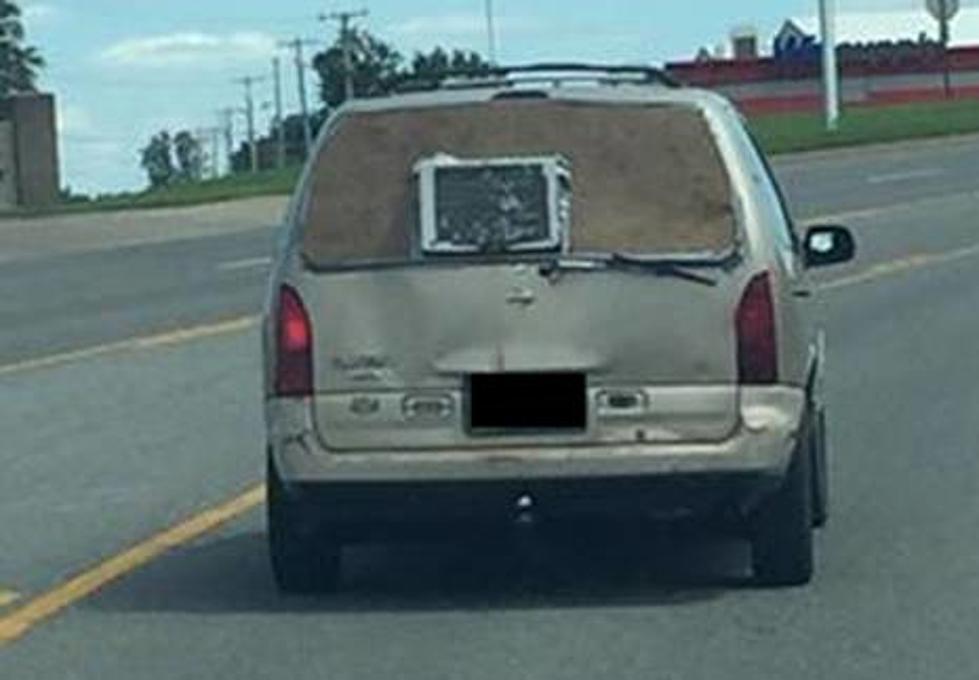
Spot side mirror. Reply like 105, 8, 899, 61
804, 225, 855, 268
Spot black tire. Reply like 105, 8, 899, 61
750, 414, 815, 587
267, 454, 341, 594
811, 408, 829, 529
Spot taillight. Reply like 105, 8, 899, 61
274, 285, 313, 397
736, 272, 778, 384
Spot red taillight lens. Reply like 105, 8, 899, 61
736, 272, 778, 384
275, 285, 313, 397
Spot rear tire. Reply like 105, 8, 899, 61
267, 454, 341, 594
750, 414, 815, 587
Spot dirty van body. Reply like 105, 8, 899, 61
262, 69, 856, 592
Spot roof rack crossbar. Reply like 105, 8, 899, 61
482, 63, 681, 88
392, 62, 682, 94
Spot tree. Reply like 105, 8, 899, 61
410, 48, 493, 83
312, 29, 404, 108
229, 110, 331, 173
140, 132, 176, 188
312, 30, 492, 108
0, 1, 44, 96
173, 130, 205, 182
225, 34, 493, 176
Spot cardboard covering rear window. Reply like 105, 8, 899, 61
301, 100, 735, 266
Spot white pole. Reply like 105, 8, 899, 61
485, 0, 498, 64
819, 0, 840, 131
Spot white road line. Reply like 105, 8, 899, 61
866, 168, 941, 185
217, 256, 272, 272
806, 187, 979, 225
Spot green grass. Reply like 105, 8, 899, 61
8, 98, 979, 219
4, 165, 303, 219
110, 165, 301, 208
749, 98, 979, 155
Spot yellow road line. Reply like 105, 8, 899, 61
0, 590, 20, 608
818, 243, 979, 291
0, 316, 259, 378
0, 484, 266, 648
132, 316, 258, 349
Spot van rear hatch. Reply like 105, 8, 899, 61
295, 97, 743, 452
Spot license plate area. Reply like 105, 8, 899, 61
468, 373, 587, 433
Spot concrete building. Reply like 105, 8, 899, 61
0, 93, 60, 210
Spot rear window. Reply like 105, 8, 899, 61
300, 99, 735, 267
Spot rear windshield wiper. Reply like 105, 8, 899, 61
607, 252, 719, 287
537, 253, 723, 286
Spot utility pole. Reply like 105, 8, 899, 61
279, 38, 320, 159
195, 127, 222, 180
939, 0, 952, 98
485, 0, 498, 64
210, 127, 220, 179
819, 0, 840, 131
217, 107, 237, 175
320, 9, 369, 103
272, 56, 286, 169
235, 75, 265, 173
927, 0, 958, 98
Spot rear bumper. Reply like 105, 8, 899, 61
281, 474, 776, 539
266, 386, 805, 487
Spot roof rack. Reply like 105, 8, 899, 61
394, 62, 682, 94
488, 63, 681, 87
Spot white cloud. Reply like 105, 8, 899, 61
794, 8, 979, 46
98, 31, 276, 69
391, 13, 495, 39
386, 12, 539, 50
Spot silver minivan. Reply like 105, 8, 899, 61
262, 65, 856, 592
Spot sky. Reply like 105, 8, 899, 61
18, 0, 979, 194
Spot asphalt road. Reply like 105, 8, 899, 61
3, 135, 979, 678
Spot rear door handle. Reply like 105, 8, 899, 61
793, 289, 813, 299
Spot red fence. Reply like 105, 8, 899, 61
667, 46, 979, 115
737, 87, 979, 115
667, 45, 979, 86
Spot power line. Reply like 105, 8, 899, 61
319, 8, 369, 102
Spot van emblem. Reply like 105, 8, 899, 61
332, 354, 392, 382
333, 354, 390, 371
